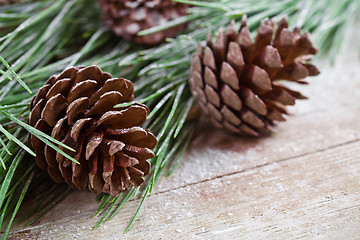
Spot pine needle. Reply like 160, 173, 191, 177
157, 83, 186, 139
0, 0, 359, 236
0, 56, 31, 94
1, 110, 79, 164
124, 187, 150, 233
0, 150, 24, 213
0, 125, 34, 156
2, 170, 34, 240
24, 187, 72, 227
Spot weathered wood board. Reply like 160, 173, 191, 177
5, 27, 360, 240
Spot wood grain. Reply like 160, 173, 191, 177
7, 138, 360, 239
4, 27, 360, 240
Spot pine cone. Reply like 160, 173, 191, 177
0, 0, 19, 5
98, 0, 189, 46
0, 0, 37, 6
28, 66, 157, 196
189, 16, 320, 136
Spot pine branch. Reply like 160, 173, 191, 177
0, 0, 359, 238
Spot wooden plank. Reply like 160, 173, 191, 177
8, 139, 360, 239
5, 20, 360, 240
157, 55, 360, 192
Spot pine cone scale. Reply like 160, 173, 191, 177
241, 110, 264, 128
220, 85, 242, 111
204, 67, 218, 89
203, 46, 217, 71
247, 65, 272, 92
46, 78, 72, 99
227, 42, 245, 71
44, 145, 57, 168
85, 132, 103, 161
42, 94, 67, 127
30, 85, 50, 109
221, 106, 241, 126
66, 97, 88, 124
205, 85, 221, 108
108, 127, 157, 149
221, 62, 240, 90
68, 80, 97, 103
242, 88, 267, 115
258, 46, 283, 69
29, 99, 45, 127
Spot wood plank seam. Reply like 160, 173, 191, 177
8, 138, 359, 236
150, 138, 360, 197
6, 139, 360, 239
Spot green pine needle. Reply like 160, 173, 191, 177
124, 187, 150, 233
2, 170, 34, 240
24, 187, 72, 228
0, 125, 35, 157
157, 83, 186, 139
0, 150, 24, 213
0, 0, 359, 238
1, 110, 79, 164
0, 56, 32, 94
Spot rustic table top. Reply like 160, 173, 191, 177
7, 31, 360, 240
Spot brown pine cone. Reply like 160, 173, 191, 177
189, 16, 320, 136
0, 0, 38, 6
0, 0, 19, 5
28, 66, 157, 196
98, 0, 189, 46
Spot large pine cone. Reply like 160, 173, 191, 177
98, 0, 189, 46
189, 17, 320, 136
28, 66, 157, 196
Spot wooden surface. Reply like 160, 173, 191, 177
6, 34, 360, 239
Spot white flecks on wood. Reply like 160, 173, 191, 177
5, 25, 360, 240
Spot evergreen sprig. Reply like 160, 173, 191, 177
0, 0, 359, 238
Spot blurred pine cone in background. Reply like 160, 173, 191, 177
28, 66, 157, 196
0, 0, 38, 6
0, 0, 20, 5
190, 16, 320, 136
98, 0, 189, 46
